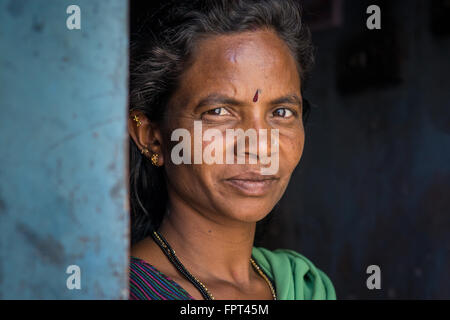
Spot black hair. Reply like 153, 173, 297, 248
129, 0, 315, 245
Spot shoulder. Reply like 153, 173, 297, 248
129, 256, 194, 300
252, 246, 337, 300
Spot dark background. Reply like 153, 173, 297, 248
130, 0, 450, 299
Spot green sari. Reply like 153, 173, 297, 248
252, 246, 337, 300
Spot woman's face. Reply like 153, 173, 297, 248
160, 29, 305, 223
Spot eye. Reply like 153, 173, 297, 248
272, 107, 294, 118
203, 107, 231, 116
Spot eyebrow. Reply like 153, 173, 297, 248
270, 94, 303, 107
193, 93, 302, 111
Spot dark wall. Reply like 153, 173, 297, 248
260, 0, 450, 299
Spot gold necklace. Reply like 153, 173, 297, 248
151, 230, 277, 300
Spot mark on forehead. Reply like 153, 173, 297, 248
253, 89, 260, 102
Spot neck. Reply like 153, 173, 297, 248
157, 192, 257, 286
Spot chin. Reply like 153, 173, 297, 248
222, 199, 276, 223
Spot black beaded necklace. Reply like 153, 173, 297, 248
150, 229, 213, 299
150, 229, 277, 300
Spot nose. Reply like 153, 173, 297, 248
229, 109, 278, 164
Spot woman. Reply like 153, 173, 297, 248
128, 0, 336, 300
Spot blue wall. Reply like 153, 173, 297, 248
0, 0, 129, 299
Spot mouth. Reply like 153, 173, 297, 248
224, 172, 279, 196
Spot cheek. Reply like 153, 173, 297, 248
164, 160, 211, 200
280, 127, 305, 170
164, 130, 217, 185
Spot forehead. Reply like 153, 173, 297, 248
172, 29, 301, 106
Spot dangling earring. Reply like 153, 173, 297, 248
151, 153, 160, 166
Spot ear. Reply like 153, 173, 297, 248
128, 110, 164, 166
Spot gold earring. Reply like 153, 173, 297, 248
141, 147, 149, 155
151, 153, 159, 166
133, 115, 142, 127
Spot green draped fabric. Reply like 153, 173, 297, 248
251, 246, 337, 300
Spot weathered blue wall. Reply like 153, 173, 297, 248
260, 0, 450, 299
0, 1, 129, 299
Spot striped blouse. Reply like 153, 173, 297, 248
129, 256, 195, 300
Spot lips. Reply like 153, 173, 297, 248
224, 171, 279, 196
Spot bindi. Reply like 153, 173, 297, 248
253, 89, 260, 102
